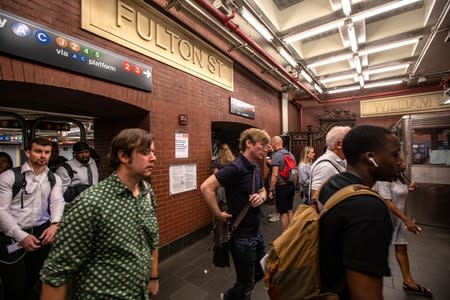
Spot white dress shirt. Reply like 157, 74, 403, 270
55, 157, 99, 193
0, 162, 65, 242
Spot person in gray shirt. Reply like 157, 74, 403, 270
310, 126, 351, 203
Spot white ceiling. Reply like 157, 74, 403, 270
179, 0, 450, 102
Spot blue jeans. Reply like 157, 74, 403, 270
223, 232, 265, 300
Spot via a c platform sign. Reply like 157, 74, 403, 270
0, 9, 152, 92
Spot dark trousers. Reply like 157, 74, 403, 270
223, 232, 265, 300
0, 222, 50, 300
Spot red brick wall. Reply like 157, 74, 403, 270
0, 1, 282, 245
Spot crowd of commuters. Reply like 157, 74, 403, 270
0, 124, 433, 300
0, 129, 160, 300
201, 125, 432, 300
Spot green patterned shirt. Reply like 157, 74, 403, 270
41, 173, 159, 300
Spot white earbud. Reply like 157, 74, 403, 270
368, 157, 379, 167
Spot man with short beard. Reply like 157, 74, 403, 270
0, 137, 64, 300
55, 141, 98, 203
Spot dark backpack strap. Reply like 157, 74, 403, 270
231, 169, 255, 232
47, 170, 56, 190
12, 166, 25, 199
61, 162, 75, 179
309, 159, 342, 203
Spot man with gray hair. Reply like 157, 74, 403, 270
309, 126, 351, 203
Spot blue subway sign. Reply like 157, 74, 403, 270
0, 10, 152, 92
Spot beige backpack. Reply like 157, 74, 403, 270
263, 184, 384, 300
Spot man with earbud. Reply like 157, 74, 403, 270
0, 137, 64, 300
309, 126, 351, 203
318, 125, 402, 299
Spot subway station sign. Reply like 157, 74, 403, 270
0, 9, 152, 91
81, 0, 233, 91
360, 92, 448, 117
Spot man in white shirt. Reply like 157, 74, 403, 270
56, 141, 99, 203
309, 126, 351, 203
0, 137, 64, 300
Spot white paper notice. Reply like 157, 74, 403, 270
169, 164, 197, 195
175, 132, 188, 159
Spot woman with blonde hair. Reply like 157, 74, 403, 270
212, 144, 235, 210
298, 146, 315, 203
213, 144, 235, 173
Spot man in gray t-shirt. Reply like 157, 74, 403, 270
268, 136, 296, 231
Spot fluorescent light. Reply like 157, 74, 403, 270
308, 53, 353, 68
241, 7, 273, 42
320, 73, 355, 83
358, 74, 365, 87
342, 0, 352, 16
364, 63, 410, 75
359, 37, 420, 56
347, 23, 358, 52
279, 48, 298, 67
352, 0, 422, 22
300, 70, 313, 83
365, 79, 404, 88
354, 55, 362, 73
314, 83, 323, 93
327, 85, 360, 94
284, 19, 344, 43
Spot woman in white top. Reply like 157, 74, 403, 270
373, 162, 432, 298
298, 146, 315, 204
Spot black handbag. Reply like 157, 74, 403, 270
212, 218, 231, 267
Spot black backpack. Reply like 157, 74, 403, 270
59, 163, 90, 203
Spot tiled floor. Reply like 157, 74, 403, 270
154, 193, 450, 300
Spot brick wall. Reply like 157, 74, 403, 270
0, 0, 283, 245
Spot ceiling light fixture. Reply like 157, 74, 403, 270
352, 0, 422, 22
314, 83, 323, 93
241, 7, 274, 42
346, 22, 358, 52
365, 79, 404, 88
327, 85, 360, 94
308, 53, 353, 68
358, 74, 365, 87
359, 37, 421, 56
364, 63, 410, 75
341, 0, 352, 16
283, 19, 345, 43
353, 55, 362, 73
300, 70, 313, 83
279, 47, 298, 67
320, 73, 355, 83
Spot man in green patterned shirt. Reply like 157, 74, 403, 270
40, 128, 160, 299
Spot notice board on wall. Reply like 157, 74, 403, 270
169, 164, 197, 195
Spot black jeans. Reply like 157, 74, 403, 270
0, 222, 50, 300
223, 232, 265, 300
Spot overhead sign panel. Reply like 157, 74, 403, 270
0, 9, 152, 91
81, 0, 233, 91
360, 92, 448, 117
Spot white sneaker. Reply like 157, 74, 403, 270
268, 215, 279, 222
